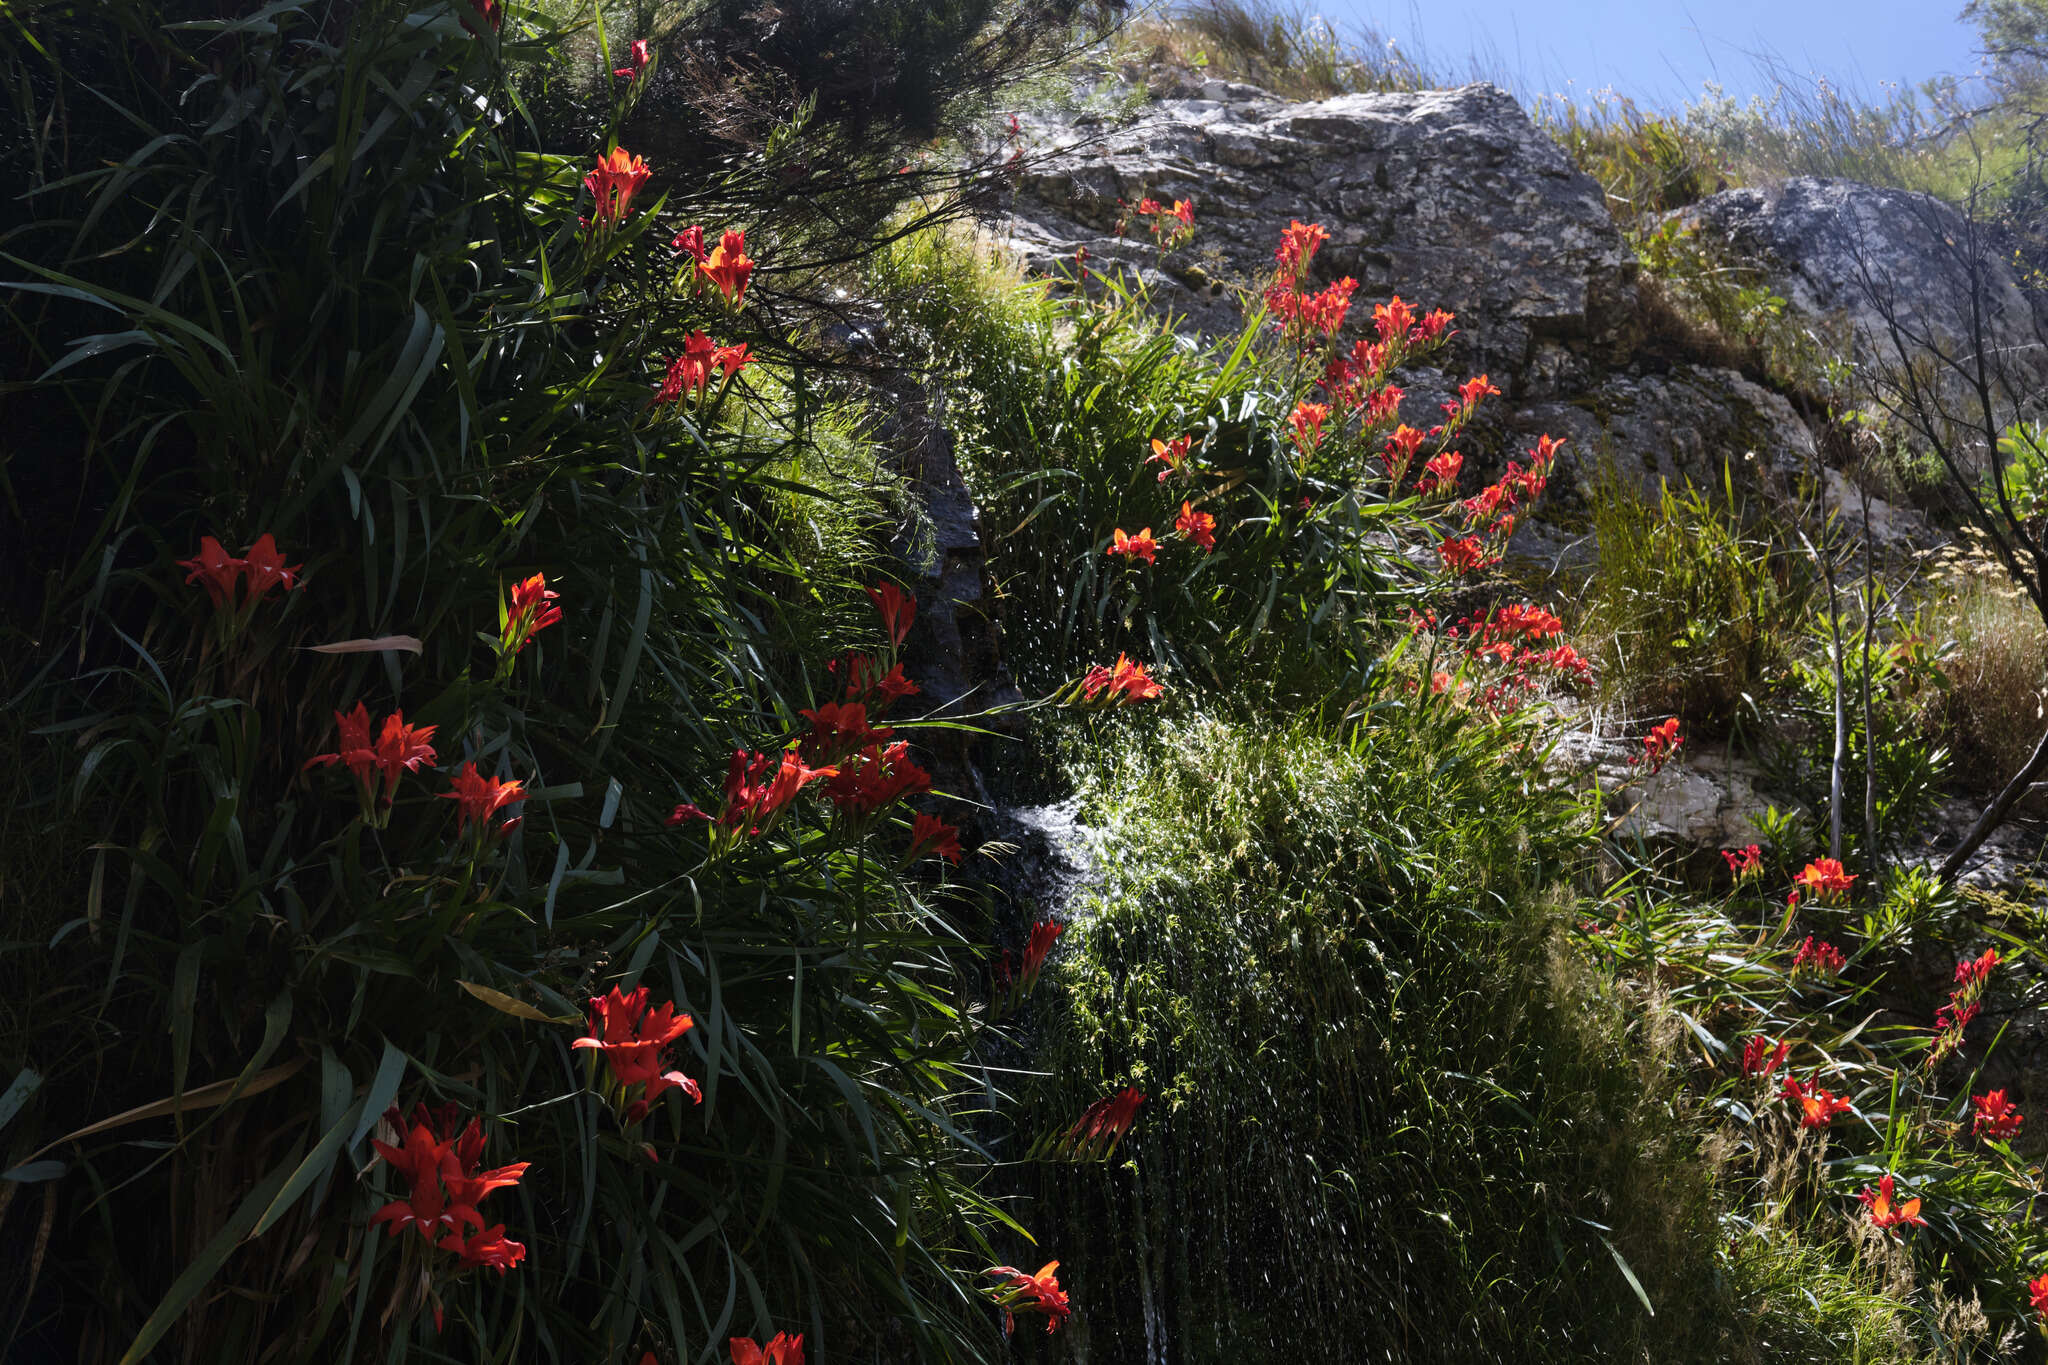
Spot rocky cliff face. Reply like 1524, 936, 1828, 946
1676, 176, 2048, 389
1000, 80, 1869, 561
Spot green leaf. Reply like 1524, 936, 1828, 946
119, 1155, 296, 1363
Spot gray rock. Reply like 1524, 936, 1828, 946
1675, 177, 2048, 390
1552, 731, 1786, 847
1002, 83, 1641, 392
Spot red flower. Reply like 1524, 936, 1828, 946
1722, 844, 1763, 880
986, 1260, 1071, 1335
584, 147, 652, 231
823, 741, 931, 817
1792, 857, 1856, 903
465, 0, 501, 32
1061, 1086, 1146, 1158
1740, 1035, 1790, 1078
574, 985, 701, 1119
1175, 501, 1217, 553
656, 332, 720, 404
1416, 450, 1462, 496
501, 572, 562, 656
1780, 1074, 1854, 1128
1646, 717, 1682, 767
1018, 917, 1064, 994
674, 747, 836, 838
613, 38, 651, 79
1971, 1089, 2024, 1141
1287, 401, 1329, 451
439, 761, 527, 837
1410, 308, 1455, 344
1273, 220, 1329, 281
1955, 946, 2000, 988
1360, 384, 1403, 425
370, 1108, 528, 1252
177, 535, 242, 607
1147, 434, 1193, 482
866, 582, 916, 648
1856, 1173, 1927, 1232
178, 533, 303, 608
1081, 653, 1163, 704
305, 704, 437, 818
696, 229, 755, 307
906, 812, 964, 865
729, 1333, 804, 1365
1108, 528, 1159, 565
1372, 296, 1417, 344
1299, 276, 1357, 335
1373, 425, 1426, 484
1134, 197, 1162, 216
799, 701, 893, 766
439, 1223, 526, 1274
1436, 535, 1490, 575
712, 343, 752, 379
241, 534, 302, 599
1790, 935, 1847, 978
2030, 1273, 2048, 1319
836, 654, 919, 707
1456, 374, 1500, 412
672, 224, 708, 262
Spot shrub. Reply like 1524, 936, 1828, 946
1581, 465, 1806, 736
1920, 578, 2048, 796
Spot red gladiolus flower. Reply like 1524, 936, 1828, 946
825, 741, 931, 817
673, 747, 835, 839
177, 535, 242, 607
1381, 424, 1428, 478
1410, 308, 1455, 344
1170, 198, 1194, 225
729, 1333, 805, 1365
584, 147, 652, 232
1373, 295, 1416, 343
1134, 197, 1162, 217
1780, 1074, 1854, 1128
1740, 1035, 1790, 1078
1856, 1173, 1927, 1232
370, 1108, 528, 1251
1722, 844, 1763, 880
1456, 375, 1500, 412
466, 0, 501, 32
1299, 277, 1358, 335
1081, 653, 1164, 705
986, 1261, 1071, 1335
613, 38, 651, 79
2030, 1273, 2048, 1319
1359, 384, 1403, 425
672, 224, 708, 262
696, 229, 755, 307
655, 332, 720, 404
1147, 434, 1193, 481
799, 701, 893, 766
1018, 917, 1063, 995
1956, 946, 2000, 987
867, 582, 916, 648
305, 704, 437, 821
1060, 1086, 1146, 1159
1790, 935, 1847, 978
1972, 1089, 2024, 1141
440, 761, 527, 838
836, 654, 919, 707
1108, 527, 1159, 565
1287, 401, 1329, 451
1273, 220, 1329, 281
1792, 857, 1856, 903
1641, 717, 1682, 772
1416, 450, 1462, 496
906, 812, 964, 865
440, 1224, 527, 1274
574, 985, 701, 1120
1175, 501, 1217, 552
500, 572, 563, 657
1437, 535, 1490, 575
240, 534, 302, 599
712, 343, 752, 379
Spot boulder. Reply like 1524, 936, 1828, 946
1675, 177, 2048, 389
1003, 82, 1641, 393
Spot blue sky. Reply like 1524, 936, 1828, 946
1323, 1, 1983, 110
